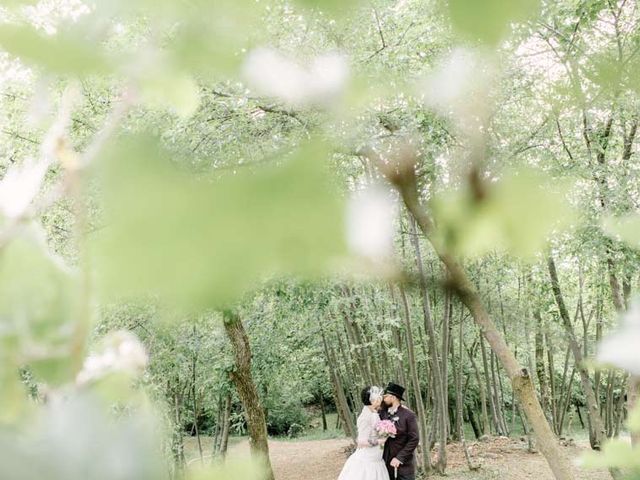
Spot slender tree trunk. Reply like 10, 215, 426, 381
409, 218, 447, 474
535, 310, 551, 420
547, 255, 605, 450
191, 326, 204, 465
467, 405, 481, 439
212, 394, 223, 458
319, 392, 328, 431
382, 165, 575, 480
222, 310, 275, 480
321, 327, 356, 441
220, 393, 232, 458
388, 285, 409, 393
491, 352, 509, 435
442, 290, 452, 440
171, 382, 186, 472
468, 342, 490, 436
546, 331, 560, 434
398, 285, 432, 474
455, 309, 479, 470
481, 335, 500, 435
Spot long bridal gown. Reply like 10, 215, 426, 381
337, 407, 389, 480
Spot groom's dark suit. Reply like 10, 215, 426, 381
379, 404, 419, 480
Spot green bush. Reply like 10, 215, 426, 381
266, 400, 308, 437
287, 423, 305, 438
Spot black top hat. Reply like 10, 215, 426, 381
384, 382, 405, 401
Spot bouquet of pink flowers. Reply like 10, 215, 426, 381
375, 419, 397, 441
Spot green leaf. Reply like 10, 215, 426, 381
581, 440, 640, 469
628, 402, 640, 433
0, 24, 109, 75
93, 135, 346, 309
0, 362, 28, 423
447, 0, 540, 45
186, 461, 264, 480
138, 68, 200, 118
0, 232, 76, 343
0, 230, 78, 384
431, 168, 574, 258
602, 214, 640, 249
169, 1, 261, 75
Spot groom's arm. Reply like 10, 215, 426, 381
395, 413, 419, 464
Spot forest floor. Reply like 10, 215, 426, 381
185, 435, 612, 480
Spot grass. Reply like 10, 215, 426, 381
182, 435, 245, 465
182, 412, 346, 463
280, 412, 347, 442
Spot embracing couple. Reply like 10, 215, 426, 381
338, 382, 419, 480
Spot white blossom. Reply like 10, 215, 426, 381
0, 159, 50, 219
419, 48, 496, 133
76, 330, 148, 385
346, 185, 397, 259
597, 301, 640, 375
242, 48, 349, 106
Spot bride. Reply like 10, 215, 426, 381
337, 386, 389, 480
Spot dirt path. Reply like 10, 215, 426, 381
223, 436, 610, 480
226, 437, 353, 480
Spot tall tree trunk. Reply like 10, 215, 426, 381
468, 341, 490, 436
398, 285, 432, 474
319, 392, 328, 431
546, 331, 559, 434
455, 311, 479, 470
321, 327, 356, 441
191, 325, 204, 465
442, 290, 452, 440
547, 255, 606, 450
380, 163, 575, 480
220, 393, 232, 458
481, 335, 500, 435
388, 285, 410, 393
222, 310, 275, 480
212, 394, 223, 458
534, 310, 551, 420
171, 382, 186, 472
409, 218, 447, 474
491, 351, 509, 435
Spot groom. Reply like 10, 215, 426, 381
379, 382, 419, 480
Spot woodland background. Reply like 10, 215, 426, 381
1, 1, 640, 480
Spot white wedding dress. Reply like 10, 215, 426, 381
337, 407, 390, 480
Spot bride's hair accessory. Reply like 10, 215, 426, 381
369, 385, 383, 404
360, 385, 383, 405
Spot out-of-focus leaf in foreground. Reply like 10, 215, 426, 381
0, 229, 78, 385
447, 0, 540, 45
186, 460, 264, 480
138, 67, 200, 118
581, 439, 640, 470
0, 24, 110, 75
0, 395, 167, 480
93, 136, 345, 308
602, 214, 640, 250
431, 168, 574, 258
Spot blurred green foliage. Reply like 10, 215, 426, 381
94, 135, 345, 308
447, 0, 539, 45
431, 168, 575, 258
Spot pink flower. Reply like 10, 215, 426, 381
375, 419, 397, 438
